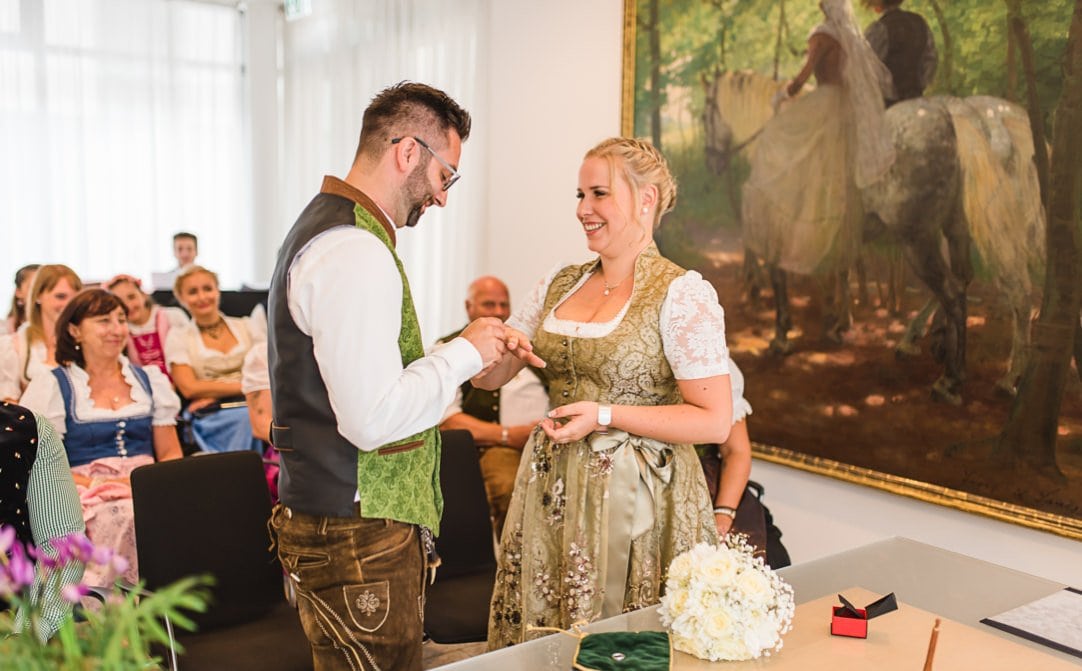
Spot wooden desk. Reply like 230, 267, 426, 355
440, 537, 1080, 669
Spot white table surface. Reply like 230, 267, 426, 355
440, 536, 1080, 669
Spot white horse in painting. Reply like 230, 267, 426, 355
702, 69, 1044, 404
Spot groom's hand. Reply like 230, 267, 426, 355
460, 317, 510, 368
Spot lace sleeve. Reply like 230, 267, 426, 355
660, 272, 731, 380
506, 264, 564, 338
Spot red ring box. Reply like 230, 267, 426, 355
831, 606, 869, 638
830, 592, 897, 639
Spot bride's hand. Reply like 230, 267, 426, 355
540, 401, 600, 444
504, 326, 546, 368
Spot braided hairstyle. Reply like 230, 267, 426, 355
584, 137, 677, 234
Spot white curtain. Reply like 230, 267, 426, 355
281, 0, 489, 342
0, 0, 247, 291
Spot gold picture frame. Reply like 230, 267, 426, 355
620, 0, 1082, 541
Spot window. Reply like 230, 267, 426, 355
0, 0, 248, 290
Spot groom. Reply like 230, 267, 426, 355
267, 82, 542, 670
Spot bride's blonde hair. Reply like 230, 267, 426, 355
585, 137, 677, 233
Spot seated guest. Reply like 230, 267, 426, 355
105, 274, 188, 379
698, 360, 789, 566
152, 231, 199, 292
19, 289, 182, 585
165, 265, 264, 453
438, 275, 548, 537
708, 360, 754, 539
1, 403, 85, 641
3, 264, 39, 335
0, 264, 83, 402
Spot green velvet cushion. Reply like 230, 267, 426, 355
573, 631, 672, 671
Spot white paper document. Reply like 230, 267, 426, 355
981, 587, 1082, 659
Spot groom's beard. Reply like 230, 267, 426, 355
403, 163, 435, 228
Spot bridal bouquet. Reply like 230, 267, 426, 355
658, 536, 795, 661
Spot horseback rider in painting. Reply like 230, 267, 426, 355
863, 0, 938, 105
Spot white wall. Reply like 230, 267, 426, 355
484, 0, 1081, 585
484, 0, 623, 304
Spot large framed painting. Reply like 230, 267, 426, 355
621, 0, 1082, 539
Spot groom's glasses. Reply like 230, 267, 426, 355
391, 136, 461, 191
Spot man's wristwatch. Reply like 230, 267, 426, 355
597, 404, 612, 433
500, 426, 509, 445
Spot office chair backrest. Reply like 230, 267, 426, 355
131, 452, 281, 630
435, 430, 496, 578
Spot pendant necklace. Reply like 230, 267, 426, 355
601, 272, 631, 296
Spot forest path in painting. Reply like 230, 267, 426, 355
696, 226, 1082, 519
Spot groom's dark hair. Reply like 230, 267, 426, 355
354, 81, 471, 162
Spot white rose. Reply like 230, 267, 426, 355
702, 607, 733, 640
665, 587, 689, 614
736, 568, 771, 598
699, 553, 738, 588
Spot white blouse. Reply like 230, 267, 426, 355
240, 343, 269, 395
128, 305, 189, 336
19, 358, 180, 439
507, 264, 732, 381
0, 326, 52, 395
0, 333, 19, 399
164, 315, 262, 382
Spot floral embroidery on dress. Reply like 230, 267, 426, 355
541, 477, 565, 525
354, 590, 380, 615
490, 525, 524, 630
533, 567, 559, 605
564, 542, 598, 622
529, 445, 552, 483
589, 450, 616, 476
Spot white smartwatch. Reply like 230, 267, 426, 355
597, 404, 612, 433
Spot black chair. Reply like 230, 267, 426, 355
130, 451, 312, 670
424, 430, 498, 644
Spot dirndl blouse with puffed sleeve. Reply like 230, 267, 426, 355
19, 359, 180, 463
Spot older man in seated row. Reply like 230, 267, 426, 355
437, 276, 548, 538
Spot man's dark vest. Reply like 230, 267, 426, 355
880, 9, 931, 102
269, 189, 359, 517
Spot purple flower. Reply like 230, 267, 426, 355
61, 582, 91, 603
0, 525, 14, 555
7, 543, 36, 589
49, 535, 78, 565
73, 534, 96, 562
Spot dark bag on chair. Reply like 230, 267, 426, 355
699, 451, 791, 569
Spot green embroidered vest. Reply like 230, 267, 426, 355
354, 208, 443, 533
